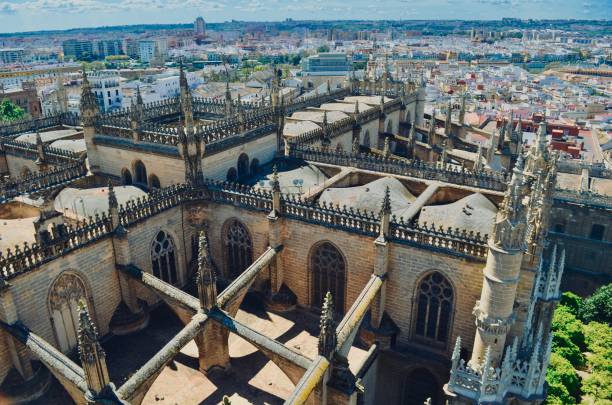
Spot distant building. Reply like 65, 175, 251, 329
124, 39, 140, 59
138, 41, 157, 63
0, 82, 42, 118
96, 40, 124, 59
301, 53, 350, 88
62, 39, 94, 61
0, 48, 25, 65
194, 17, 206, 38
88, 71, 122, 113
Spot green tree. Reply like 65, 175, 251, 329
0, 99, 26, 122
317, 45, 330, 53
560, 292, 583, 317
580, 284, 612, 324
546, 352, 581, 401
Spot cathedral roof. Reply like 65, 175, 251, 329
54, 186, 146, 221
418, 193, 497, 236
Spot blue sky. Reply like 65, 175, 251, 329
0, 0, 609, 33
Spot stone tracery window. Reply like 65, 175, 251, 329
151, 230, 178, 285
134, 160, 147, 185
311, 242, 345, 314
49, 272, 89, 353
414, 271, 453, 346
224, 219, 252, 278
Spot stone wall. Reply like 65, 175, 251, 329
0, 238, 120, 382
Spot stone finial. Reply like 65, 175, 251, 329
80, 71, 99, 122
380, 185, 391, 217
383, 136, 390, 158
459, 93, 466, 125
452, 336, 462, 362
354, 100, 360, 115
474, 144, 483, 172
136, 85, 143, 106
197, 229, 217, 311
445, 99, 452, 135
270, 165, 281, 192
107, 181, 118, 210
352, 136, 360, 155
318, 291, 337, 359
77, 300, 110, 396
35, 131, 46, 164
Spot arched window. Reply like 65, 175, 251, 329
310, 242, 346, 314
151, 231, 178, 285
250, 158, 260, 175
134, 161, 147, 185
49, 272, 90, 353
224, 219, 253, 278
226, 168, 237, 182
149, 174, 161, 189
363, 130, 371, 148
121, 168, 132, 185
414, 272, 453, 346
237, 153, 250, 179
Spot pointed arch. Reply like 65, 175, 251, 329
223, 218, 253, 279
133, 160, 147, 185
362, 129, 371, 148
412, 271, 454, 348
121, 168, 132, 185
237, 153, 249, 179
309, 241, 346, 315
48, 271, 94, 353
149, 174, 161, 189
151, 230, 178, 285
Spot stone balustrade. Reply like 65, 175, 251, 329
0, 112, 80, 138
554, 188, 612, 209
0, 214, 112, 280
0, 161, 88, 203
0, 175, 491, 281
1, 138, 82, 164
290, 146, 508, 191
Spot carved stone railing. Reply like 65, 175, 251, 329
290, 146, 508, 191
281, 193, 380, 236
390, 219, 488, 259
1, 139, 82, 164
0, 161, 88, 203
0, 171, 490, 281
118, 184, 186, 226
557, 158, 612, 178
0, 214, 112, 280
553, 189, 612, 210
0, 112, 80, 138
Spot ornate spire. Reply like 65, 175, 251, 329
474, 144, 483, 172
35, 131, 46, 164
445, 99, 452, 136
352, 136, 360, 154
493, 157, 527, 250
197, 229, 217, 311
80, 71, 99, 125
318, 292, 336, 359
270, 164, 280, 193
77, 301, 110, 396
107, 181, 118, 210
354, 100, 360, 115
459, 93, 466, 125
383, 136, 390, 158
179, 64, 195, 137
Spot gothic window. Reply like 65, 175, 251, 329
310, 242, 345, 314
590, 224, 605, 241
226, 168, 237, 182
250, 158, 260, 175
224, 219, 253, 278
121, 168, 132, 185
363, 130, 371, 148
237, 153, 250, 179
49, 272, 90, 353
151, 231, 178, 285
149, 174, 161, 189
134, 160, 147, 185
414, 272, 453, 346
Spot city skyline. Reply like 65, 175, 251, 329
0, 0, 609, 34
